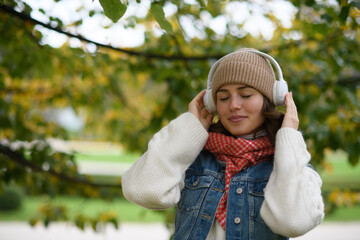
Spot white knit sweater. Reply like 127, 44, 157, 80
122, 113, 324, 238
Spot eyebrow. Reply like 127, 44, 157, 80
217, 86, 251, 93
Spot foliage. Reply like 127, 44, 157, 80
0, 0, 359, 231
99, 0, 127, 23
29, 202, 118, 231
325, 188, 360, 215
0, 187, 22, 210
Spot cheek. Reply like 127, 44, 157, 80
243, 97, 264, 116
216, 102, 229, 124
245, 102, 262, 113
216, 101, 226, 115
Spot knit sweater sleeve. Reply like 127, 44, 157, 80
122, 112, 209, 210
260, 127, 324, 238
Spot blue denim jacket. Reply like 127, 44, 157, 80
173, 150, 289, 240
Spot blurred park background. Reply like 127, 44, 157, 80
0, 0, 360, 239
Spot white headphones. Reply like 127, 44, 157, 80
203, 49, 288, 113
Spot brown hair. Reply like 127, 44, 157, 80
208, 96, 284, 145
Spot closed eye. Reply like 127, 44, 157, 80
241, 95, 251, 99
219, 97, 230, 101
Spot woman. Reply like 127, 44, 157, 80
122, 49, 324, 240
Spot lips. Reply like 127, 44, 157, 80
228, 115, 247, 122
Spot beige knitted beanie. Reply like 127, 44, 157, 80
211, 48, 276, 103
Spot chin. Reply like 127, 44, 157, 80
232, 132, 251, 136
229, 129, 249, 136
228, 127, 256, 136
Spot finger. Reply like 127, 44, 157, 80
285, 92, 296, 111
189, 90, 209, 117
189, 89, 204, 105
195, 89, 206, 100
290, 93, 298, 113
284, 94, 296, 121
200, 107, 208, 118
206, 113, 214, 125
191, 90, 206, 108
284, 92, 292, 105
283, 92, 299, 128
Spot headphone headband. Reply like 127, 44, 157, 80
204, 49, 288, 113
206, 49, 283, 88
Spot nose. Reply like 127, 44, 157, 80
229, 96, 242, 111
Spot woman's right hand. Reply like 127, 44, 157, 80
188, 90, 214, 130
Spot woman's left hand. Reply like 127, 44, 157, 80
281, 92, 299, 130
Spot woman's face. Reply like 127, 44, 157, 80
216, 84, 265, 136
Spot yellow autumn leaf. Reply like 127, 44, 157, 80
327, 114, 341, 132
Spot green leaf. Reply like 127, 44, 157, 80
305, 0, 315, 6
150, 3, 173, 35
339, 5, 350, 23
349, 152, 360, 166
348, 144, 360, 166
89, 10, 96, 17
99, 0, 127, 23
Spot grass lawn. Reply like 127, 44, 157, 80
320, 150, 360, 191
324, 205, 360, 222
1, 195, 359, 223
317, 150, 360, 221
0, 196, 165, 223
75, 152, 140, 164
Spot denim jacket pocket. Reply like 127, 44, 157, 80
248, 181, 267, 223
177, 173, 213, 212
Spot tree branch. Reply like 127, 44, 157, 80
0, 144, 121, 189
337, 73, 360, 87
0, 4, 223, 61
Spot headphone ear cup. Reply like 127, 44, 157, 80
273, 79, 288, 106
203, 89, 217, 113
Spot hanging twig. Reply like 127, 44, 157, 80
0, 4, 222, 61
0, 144, 121, 189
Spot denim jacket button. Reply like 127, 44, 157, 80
236, 188, 243, 194
234, 217, 241, 224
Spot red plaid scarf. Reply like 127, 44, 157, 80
203, 132, 274, 230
